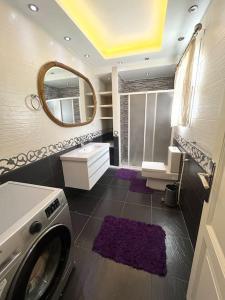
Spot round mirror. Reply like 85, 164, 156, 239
37, 61, 96, 127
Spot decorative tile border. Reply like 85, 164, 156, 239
119, 77, 174, 93
0, 130, 105, 175
175, 135, 215, 175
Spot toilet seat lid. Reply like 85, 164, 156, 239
142, 161, 166, 173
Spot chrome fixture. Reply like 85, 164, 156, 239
188, 5, 198, 13
28, 3, 39, 12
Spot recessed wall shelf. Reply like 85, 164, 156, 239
98, 74, 113, 125
100, 117, 113, 120
98, 91, 112, 96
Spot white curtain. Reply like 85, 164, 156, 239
171, 38, 197, 127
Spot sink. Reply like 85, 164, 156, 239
60, 143, 109, 161
60, 142, 110, 190
77, 144, 103, 154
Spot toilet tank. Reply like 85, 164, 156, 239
167, 146, 182, 173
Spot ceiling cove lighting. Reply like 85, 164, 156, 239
28, 4, 39, 12
55, 0, 168, 59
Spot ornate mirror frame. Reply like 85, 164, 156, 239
37, 61, 97, 127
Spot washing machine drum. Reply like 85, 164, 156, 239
7, 225, 71, 300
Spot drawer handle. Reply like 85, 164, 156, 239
197, 172, 210, 190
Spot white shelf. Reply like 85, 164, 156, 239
87, 105, 95, 108
100, 117, 113, 120
98, 91, 112, 96
100, 105, 112, 108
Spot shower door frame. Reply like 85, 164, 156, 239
120, 89, 174, 168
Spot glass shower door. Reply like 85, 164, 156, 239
129, 94, 146, 167
153, 92, 173, 163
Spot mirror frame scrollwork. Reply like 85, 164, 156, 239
37, 61, 97, 127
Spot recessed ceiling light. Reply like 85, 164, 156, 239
178, 37, 185, 41
28, 4, 39, 12
84, 54, 90, 58
188, 5, 198, 13
64, 36, 71, 41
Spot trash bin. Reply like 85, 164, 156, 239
165, 184, 178, 207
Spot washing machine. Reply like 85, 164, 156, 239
0, 181, 75, 300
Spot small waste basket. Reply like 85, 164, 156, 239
165, 184, 178, 207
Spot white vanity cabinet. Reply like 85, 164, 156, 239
60, 143, 110, 190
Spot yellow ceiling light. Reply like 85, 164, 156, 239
55, 0, 168, 59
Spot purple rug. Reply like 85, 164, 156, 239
130, 178, 153, 194
115, 168, 138, 180
93, 215, 167, 276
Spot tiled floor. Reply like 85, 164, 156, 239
62, 168, 193, 300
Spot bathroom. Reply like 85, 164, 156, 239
0, 0, 225, 299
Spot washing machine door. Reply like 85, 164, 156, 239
7, 224, 71, 300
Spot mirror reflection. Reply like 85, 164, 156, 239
43, 66, 95, 125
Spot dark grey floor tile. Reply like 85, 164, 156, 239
61, 247, 101, 300
75, 218, 102, 250
62, 247, 150, 300
102, 186, 128, 202
97, 175, 113, 185
104, 168, 118, 177
152, 208, 188, 238
122, 203, 151, 223
110, 177, 131, 188
150, 275, 188, 300
93, 199, 124, 219
78, 183, 107, 198
70, 212, 89, 240
125, 190, 151, 206
166, 235, 193, 281
152, 192, 180, 211
68, 194, 100, 215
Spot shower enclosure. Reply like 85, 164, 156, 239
120, 90, 173, 167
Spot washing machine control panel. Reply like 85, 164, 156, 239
45, 198, 60, 218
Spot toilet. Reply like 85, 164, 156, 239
142, 146, 182, 191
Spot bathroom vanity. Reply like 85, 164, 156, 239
60, 143, 110, 190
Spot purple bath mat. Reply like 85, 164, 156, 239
115, 168, 138, 180
93, 215, 167, 276
130, 178, 153, 194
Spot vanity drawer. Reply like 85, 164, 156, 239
88, 151, 110, 177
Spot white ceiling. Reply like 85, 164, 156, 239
8, 0, 211, 73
